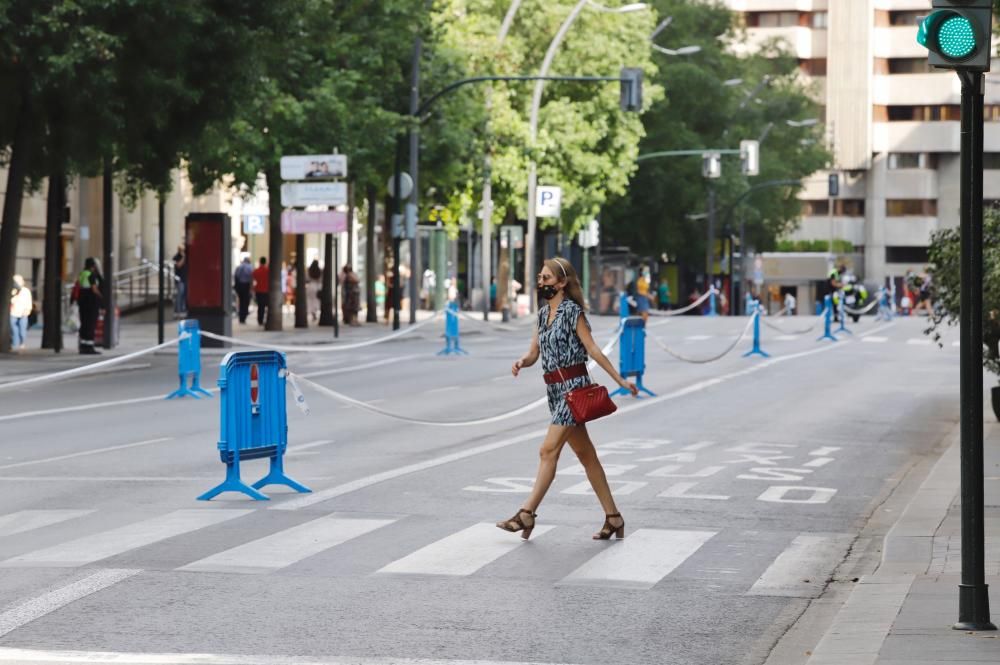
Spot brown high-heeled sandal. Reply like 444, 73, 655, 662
496, 509, 537, 540
593, 513, 625, 540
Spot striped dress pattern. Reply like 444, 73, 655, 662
538, 299, 592, 426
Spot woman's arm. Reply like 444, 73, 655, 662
576, 315, 638, 396
511, 329, 540, 376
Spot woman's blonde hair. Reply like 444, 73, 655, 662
544, 257, 587, 310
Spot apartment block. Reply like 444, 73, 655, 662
726, 0, 1000, 285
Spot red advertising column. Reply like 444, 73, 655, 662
185, 213, 232, 348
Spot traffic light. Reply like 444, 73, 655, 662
917, 1, 993, 72
702, 152, 721, 179
620, 67, 643, 112
740, 140, 759, 176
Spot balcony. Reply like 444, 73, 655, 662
743, 26, 827, 59
873, 74, 958, 106
730, 1, 827, 10
881, 216, 937, 246
873, 27, 929, 59
885, 170, 937, 200
874, 122, 1000, 152
873, 0, 936, 9
791, 216, 866, 246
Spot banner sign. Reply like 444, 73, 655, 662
280, 209, 348, 234
280, 154, 348, 180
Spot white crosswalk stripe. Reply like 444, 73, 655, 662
906, 338, 932, 346
378, 522, 555, 576
0, 510, 94, 538
557, 529, 716, 589
747, 533, 854, 597
180, 515, 395, 574
862, 336, 888, 343
0, 509, 251, 568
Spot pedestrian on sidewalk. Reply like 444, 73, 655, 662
8, 274, 32, 351
341, 264, 361, 325
252, 257, 270, 326
233, 256, 253, 324
172, 244, 188, 317
498, 257, 638, 541
307, 259, 323, 322
76, 257, 103, 354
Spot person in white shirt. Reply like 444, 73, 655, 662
9, 274, 33, 351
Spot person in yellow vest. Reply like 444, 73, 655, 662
635, 267, 651, 323
76, 257, 104, 354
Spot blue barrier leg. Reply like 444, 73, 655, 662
189, 371, 213, 398
634, 373, 656, 397
197, 452, 269, 501
742, 305, 770, 358
166, 373, 199, 400
835, 299, 853, 335
252, 452, 311, 494
817, 296, 838, 342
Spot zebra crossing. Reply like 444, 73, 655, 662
0, 508, 853, 595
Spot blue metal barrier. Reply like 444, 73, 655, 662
835, 290, 853, 336
876, 287, 894, 321
166, 319, 212, 399
707, 288, 718, 317
437, 300, 467, 356
197, 350, 311, 501
817, 295, 837, 342
742, 301, 770, 358
612, 317, 655, 398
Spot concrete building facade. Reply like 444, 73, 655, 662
726, 0, 1000, 286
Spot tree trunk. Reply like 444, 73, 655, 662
0, 97, 32, 354
42, 170, 66, 351
294, 233, 307, 328
265, 166, 283, 331
365, 183, 378, 323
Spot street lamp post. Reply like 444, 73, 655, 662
525, 0, 648, 313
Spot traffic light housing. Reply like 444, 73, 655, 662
917, 1, 993, 72
740, 140, 759, 176
620, 67, 643, 112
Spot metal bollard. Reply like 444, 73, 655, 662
817, 295, 838, 342
612, 317, 655, 397
197, 350, 311, 501
742, 301, 770, 358
166, 319, 212, 399
437, 300, 468, 356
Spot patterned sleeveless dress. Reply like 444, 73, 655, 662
538, 299, 592, 425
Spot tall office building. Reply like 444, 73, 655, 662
726, 0, 1000, 285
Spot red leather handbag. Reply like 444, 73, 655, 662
556, 367, 617, 423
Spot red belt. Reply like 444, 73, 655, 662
543, 363, 588, 385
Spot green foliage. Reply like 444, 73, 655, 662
926, 205, 1000, 377
602, 0, 830, 265
774, 239, 854, 253
431, 0, 662, 235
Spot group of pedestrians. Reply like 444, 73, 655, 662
233, 256, 362, 326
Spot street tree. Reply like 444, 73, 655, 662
602, 0, 829, 272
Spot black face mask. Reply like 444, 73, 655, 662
537, 284, 560, 301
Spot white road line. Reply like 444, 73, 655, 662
378, 522, 555, 576
774, 335, 799, 341
0, 509, 251, 568
685, 335, 713, 341
0, 438, 172, 471
180, 515, 395, 574
0, 355, 420, 424
558, 529, 715, 589
425, 385, 460, 395
906, 338, 932, 346
285, 439, 336, 456
857, 321, 896, 338
0, 568, 141, 639
0, 510, 95, 538
747, 533, 855, 597
273, 337, 847, 511
0, 648, 584, 665
862, 336, 888, 343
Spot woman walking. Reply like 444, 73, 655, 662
498, 257, 638, 541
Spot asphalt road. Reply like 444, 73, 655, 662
0, 314, 961, 665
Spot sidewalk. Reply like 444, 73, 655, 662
802, 422, 1000, 664
0, 307, 529, 380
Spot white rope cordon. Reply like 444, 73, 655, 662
844, 300, 879, 316
762, 307, 827, 335
647, 288, 715, 317
198, 311, 444, 352
286, 321, 624, 427
654, 313, 757, 364
0, 335, 186, 392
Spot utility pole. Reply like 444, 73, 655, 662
408, 37, 422, 324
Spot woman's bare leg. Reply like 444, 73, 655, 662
521, 424, 573, 513
566, 425, 618, 515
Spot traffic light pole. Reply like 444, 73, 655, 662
955, 69, 995, 632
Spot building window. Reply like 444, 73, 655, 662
887, 58, 936, 74
886, 246, 929, 263
837, 200, 865, 216
802, 200, 829, 216
889, 11, 924, 26
885, 105, 962, 121
799, 59, 827, 76
886, 199, 937, 216
749, 11, 800, 28
888, 153, 922, 169
811, 12, 828, 29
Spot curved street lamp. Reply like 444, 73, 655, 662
525, 0, 650, 311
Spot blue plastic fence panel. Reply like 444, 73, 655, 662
619, 317, 646, 377
178, 319, 202, 375
217, 350, 288, 462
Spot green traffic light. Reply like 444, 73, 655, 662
938, 15, 977, 59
